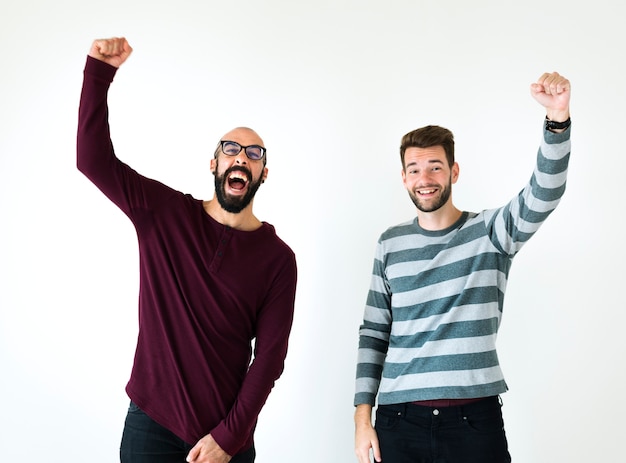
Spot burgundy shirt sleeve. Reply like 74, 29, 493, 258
210, 248, 297, 454
77, 56, 122, 204
77, 56, 177, 215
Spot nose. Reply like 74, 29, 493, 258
419, 172, 431, 182
413, 171, 426, 184
234, 150, 248, 165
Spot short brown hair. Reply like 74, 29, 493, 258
400, 125, 455, 169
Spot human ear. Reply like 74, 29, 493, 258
451, 162, 460, 184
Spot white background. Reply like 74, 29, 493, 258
1, 1, 624, 462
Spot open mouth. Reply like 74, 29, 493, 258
417, 188, 437, 196
227, 170, 250, 192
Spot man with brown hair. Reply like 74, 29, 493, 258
354, 72, 571, 462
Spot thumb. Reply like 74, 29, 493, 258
530, 82, 545, 96
372, 441, 382, 462
186, 445, 199, 462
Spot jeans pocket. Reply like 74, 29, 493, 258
375, 406, 401, 431
462, 408, 505, 434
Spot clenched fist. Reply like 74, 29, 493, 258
530, 71, 571, 123
89, 37, 133, 68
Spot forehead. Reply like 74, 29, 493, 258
404, 145, 447, 165
220, 127, 264, 147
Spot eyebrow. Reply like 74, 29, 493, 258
406, 158, 444, 168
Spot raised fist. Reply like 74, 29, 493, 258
89, 37, 133, 68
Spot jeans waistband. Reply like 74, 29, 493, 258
378, 396, 501, 419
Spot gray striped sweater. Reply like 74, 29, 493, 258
354, 126, 571, 406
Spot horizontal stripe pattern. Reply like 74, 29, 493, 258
355, 128, 570, 406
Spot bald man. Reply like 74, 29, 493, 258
77, 37, 297, 463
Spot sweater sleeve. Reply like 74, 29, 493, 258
485, 125, 571, 256
210, 247, 298, 455
354, 238, 391, 407
76, 56, 177, 218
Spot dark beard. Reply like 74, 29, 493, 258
214, 164, 263, 214
408, 177, 452, 213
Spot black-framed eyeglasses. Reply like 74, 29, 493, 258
220, 140, 266, 161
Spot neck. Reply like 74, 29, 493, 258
203, 198, 262, 231
416, 203, 463, 231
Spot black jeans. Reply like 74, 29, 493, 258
375, 396, 511, 463
120, 402, 255, 463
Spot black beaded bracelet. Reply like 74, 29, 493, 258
545, 116, 571, 131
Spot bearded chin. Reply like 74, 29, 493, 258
214, 172, 263, 214
410, 180, 452, 213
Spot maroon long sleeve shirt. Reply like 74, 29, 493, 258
77, 56, 297, 455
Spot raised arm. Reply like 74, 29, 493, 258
486, 71, 572, 256
77, 37, 177, 218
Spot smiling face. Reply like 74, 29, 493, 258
402, 145, 459, 213
210, 127, 268, 214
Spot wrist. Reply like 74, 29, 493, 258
355, 404, 373, 423
546, 109, 570, 123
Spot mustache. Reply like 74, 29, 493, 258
224, 165, 252, 180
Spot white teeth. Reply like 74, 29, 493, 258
229, 173, 247, 181
418, 189, 436, 194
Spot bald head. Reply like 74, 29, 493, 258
221, 127, 264, 147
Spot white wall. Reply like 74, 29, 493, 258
1, 1, 624, 461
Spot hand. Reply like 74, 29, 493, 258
89, 37, 133, 68
355, 404, 381, 463
530, 71, 571, 122
186, 434, 232, 463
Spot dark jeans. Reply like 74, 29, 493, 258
120, 402, 255, 463
375, 396, 511, 463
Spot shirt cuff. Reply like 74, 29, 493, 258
84, 55, 118, 83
